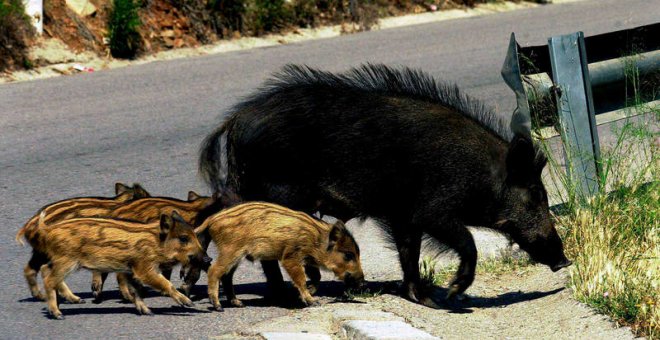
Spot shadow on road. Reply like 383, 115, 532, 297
22, 279, 565, 315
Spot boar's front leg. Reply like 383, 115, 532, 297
427, 222, 477, 299
132, 265, 193, 309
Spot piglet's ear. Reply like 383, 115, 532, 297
171, 210, 193, 230
115, 183, 130, 196
133, 183, 151, 198
159, 214, 174, 241
328, 221, 346, 249
506, 134, 536, 184
188, 191, 201, 201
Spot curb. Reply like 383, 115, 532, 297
259, 310, 438, 340
342, 320, 439, 340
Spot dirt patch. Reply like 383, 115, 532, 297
369, 266, 635, 339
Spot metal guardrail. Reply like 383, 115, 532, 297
501, 23, 659, 200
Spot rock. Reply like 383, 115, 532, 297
65, 0, 97, 17
161, 30, 175, 38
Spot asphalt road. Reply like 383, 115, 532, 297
1, 0, 658, 338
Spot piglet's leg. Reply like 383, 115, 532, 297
116, 273, 136, 302
281, 258, 317, 307
207, 255, 239, 311
132, 265, 193, 308
123, 275, 152, 315
42, 259, 78, 320
91, 271, 108, 302
41, 265, 83, 304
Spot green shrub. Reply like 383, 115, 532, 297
0, 0, 35, 71
108, 0, 142, 59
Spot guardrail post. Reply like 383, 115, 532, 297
548, 32, 601, 199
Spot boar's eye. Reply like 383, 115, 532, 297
343, 252, 355, 261
178, 236, 189, 244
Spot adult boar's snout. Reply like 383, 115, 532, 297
551, 257, 572, 272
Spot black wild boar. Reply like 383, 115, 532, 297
198, 64, 572, 307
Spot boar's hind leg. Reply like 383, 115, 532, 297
207, 254, 242, 311
392, 228, 438, 307
222, 265, 243, 307
41, 264, 83, 304
282, 257, 317, 307
90, 271, 108, 302
426, 222, 477, 299
42, 259, 78, 320
24, 250, 48, 300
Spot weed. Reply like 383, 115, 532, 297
538, 60, 659, 336
419, 248, 533, 289
344, 287, 383, 300
0, 0, 35, 71
108, 0, 142, 59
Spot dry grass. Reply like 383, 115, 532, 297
551, 117, 660, 337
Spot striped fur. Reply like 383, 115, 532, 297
15, 183, 150, 246
195, 202, 364, 310
36, 212, 206, 319
17, 183, 150, 301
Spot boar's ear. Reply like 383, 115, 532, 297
328, 221, 346, 249
187, 191, 201, 201
115, 183, 130, 196
133, 183, 151, 198
506, 134, 536, 184
171, 210, 194, 230
159, 214, 174, 241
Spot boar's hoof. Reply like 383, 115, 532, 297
49, 312, 64, 320
303, 298, 320, 307
177, 285, 192, 297
418, 296, 442, 309
446, 284, 465, 300
172, 293, 194, 307
138, 307, 154, 316
230, 299, 244, 308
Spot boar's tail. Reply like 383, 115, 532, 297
15, 211, 45, 246
199, 119, 231, 194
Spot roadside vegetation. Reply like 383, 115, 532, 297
0, 0, 35, 71
108, 0, 142, 58
539, 57, 659, 337
4, 0, 551, 66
